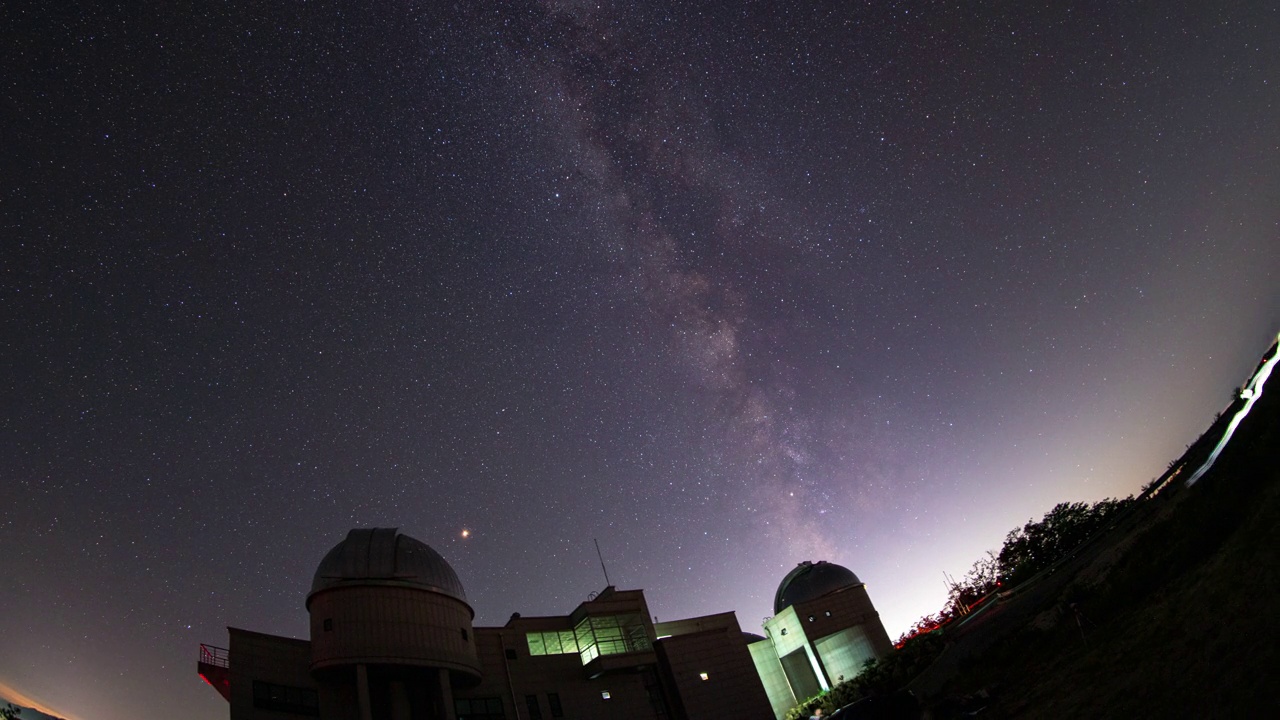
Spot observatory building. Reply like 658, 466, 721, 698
198, 529, 892, 720
748, 561, 894, 718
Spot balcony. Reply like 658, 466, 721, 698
198, 644, 231, 702
582, 648, 657, 679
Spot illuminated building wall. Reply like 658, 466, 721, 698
748, 562, 894, 716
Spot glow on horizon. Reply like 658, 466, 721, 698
0, 679, 84, 720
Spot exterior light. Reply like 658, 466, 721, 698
699, 672, 709, 681
601, 691, 611, 700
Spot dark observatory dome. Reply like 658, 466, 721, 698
308, 528, 467, 606
774, 561, 862, 614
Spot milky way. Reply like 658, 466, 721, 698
2, 2, 1277, 719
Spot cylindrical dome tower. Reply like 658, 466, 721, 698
307, 528, 481, 684
766, 559, 894, 692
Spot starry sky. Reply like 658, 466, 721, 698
2, 2, 1277, 719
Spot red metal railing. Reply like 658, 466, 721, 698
199, 643, 230, 668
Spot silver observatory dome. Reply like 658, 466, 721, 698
308, 527, 468, 607
306, 527, 482, 684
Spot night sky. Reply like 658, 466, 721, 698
2, 2, 1277, 719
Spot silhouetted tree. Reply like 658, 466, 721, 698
2, 703, 22, 720
895, 497, 1133, 652
896, 551, 1002, 646
947, 551, 1000, 612
997, 497, 1132, 587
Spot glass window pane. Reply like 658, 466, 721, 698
559, 630, 578, 653
544, 631, 562, 654
526, 634, 546, 656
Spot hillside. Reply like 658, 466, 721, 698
909, 339, 1280, 718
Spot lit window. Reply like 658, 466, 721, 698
601, 691, 611, 700
699, 672, 709, 681
527, 630, 580, 657
808, 615, 815, 622
573, 614, 653, 665
825, 611, 832, 617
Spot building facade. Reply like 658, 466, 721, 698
199, 529, 891, 720
748, 562, 894, 718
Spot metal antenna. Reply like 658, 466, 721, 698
594, 538, 612, 587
